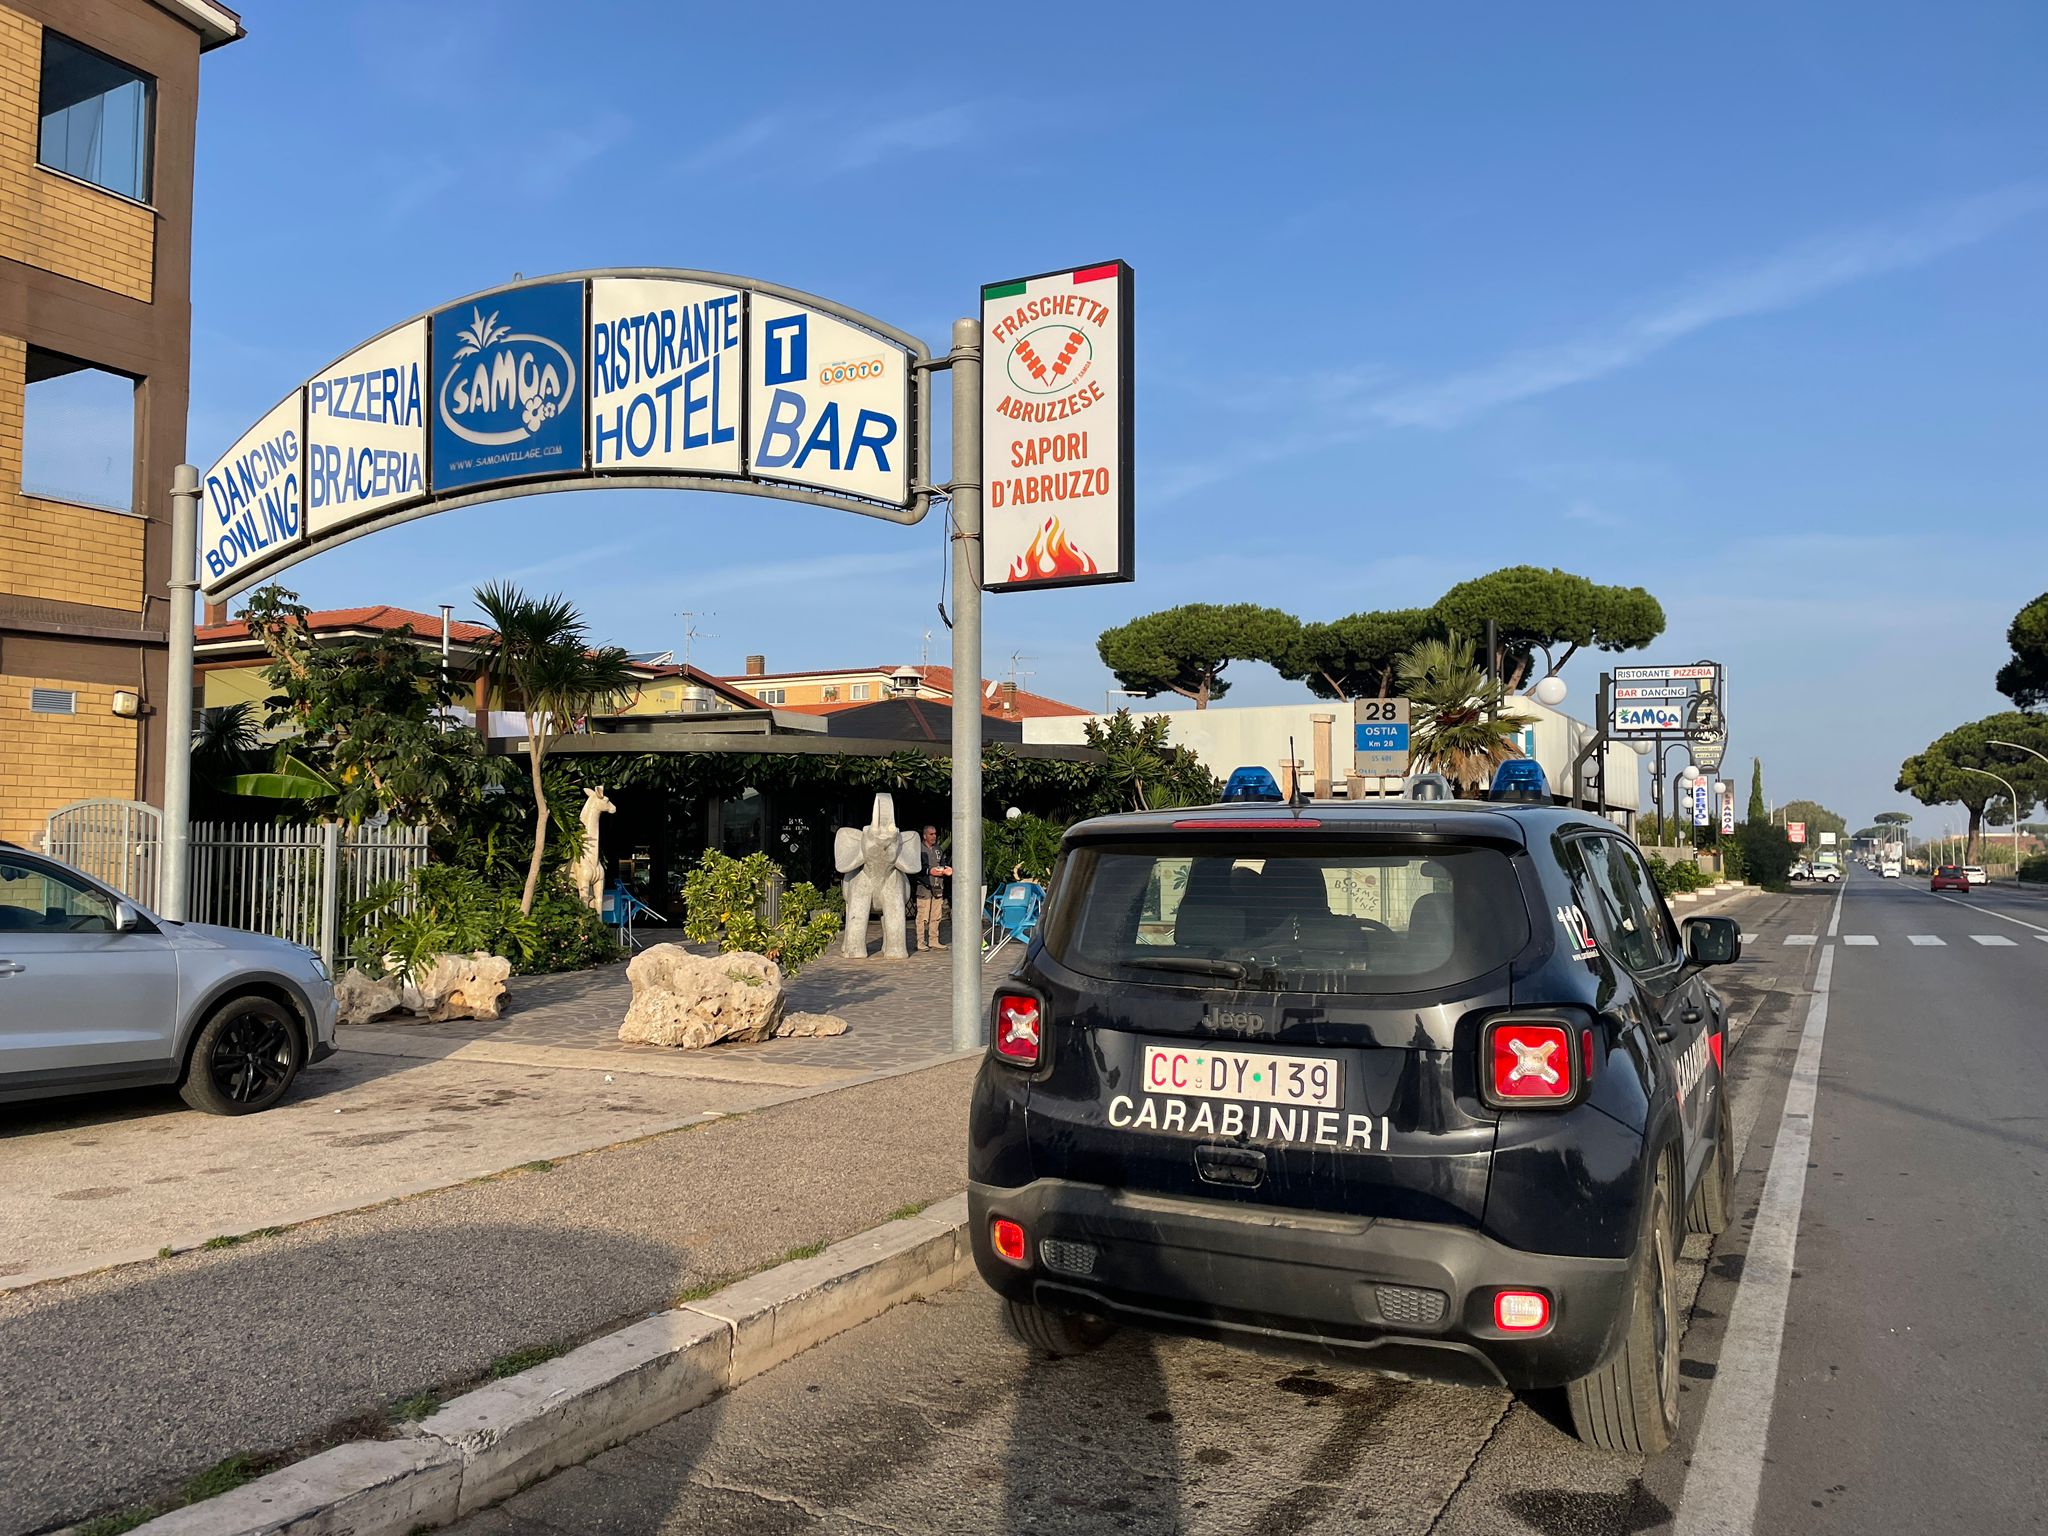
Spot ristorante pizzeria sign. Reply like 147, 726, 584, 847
198, 270, 928, 596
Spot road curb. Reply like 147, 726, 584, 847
113, 1195, 972, 1535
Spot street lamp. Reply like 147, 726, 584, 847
1957, 765, 2022, 880
1532, 675, 1568, 707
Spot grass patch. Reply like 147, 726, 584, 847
488, 1342, 566, 1379
75, 1452, 269, 1534
392, 1391, 441, 1423
780, 1240, 829, 1263
886, 1200, 930, 1222
674, 1274, 736, 1304
200, 1227, 285, 1251
729, 967, 764, 986
517, 1159, 556, 1174
157, 1245, 174, 1260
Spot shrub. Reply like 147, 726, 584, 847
2019, 854, 2048, 885
1644, 851, 1710, 897
348, 864, 619, 979
983, 812, 1066, 889
1733, 821, 1799, 890
680, 849, 840, 976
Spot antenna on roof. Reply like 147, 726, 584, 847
679, 611, 716, 672
1288, 735, 1308, 810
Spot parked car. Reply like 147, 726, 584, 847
1931, 865, 1971, 892
969, 772, 1741, 1456
1963, 865, 1988, 886
0, 841, 336, 1114
1809, 863, 1840, 884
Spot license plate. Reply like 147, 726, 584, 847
1140, 1044, 1342, 1109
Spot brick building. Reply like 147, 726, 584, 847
0, 0, 239, 844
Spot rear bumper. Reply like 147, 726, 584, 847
970, 1178, 1634, 1390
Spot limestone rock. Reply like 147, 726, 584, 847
776, 1012, 849, 1039
618, 945, 786, 1049
334, 967, 402, 1026
400, 951, 513, 1022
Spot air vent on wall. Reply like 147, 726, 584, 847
29, 688, 78, 715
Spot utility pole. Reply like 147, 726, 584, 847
161, 464, 199, 920
946, 318, 984, 1054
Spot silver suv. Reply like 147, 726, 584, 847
0, 842, 337, 1114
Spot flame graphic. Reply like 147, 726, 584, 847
1008, 515, 1099, 581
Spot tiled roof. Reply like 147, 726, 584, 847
719, 663, 1090, 720
197, 604, 494, 645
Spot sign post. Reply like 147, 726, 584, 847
1352, 698, 1412, 779
948, 319, 984, 1054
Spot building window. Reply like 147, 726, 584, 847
821, 685, 839, 701
756, 687, 785, 704
850, 683, 870, 701
22, 348, 136, 511
38, 32, 155, 204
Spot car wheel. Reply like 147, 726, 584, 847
1687, 1087, 1734, 1236
179, 995, 302, 1115
1002, 1297, 1116, 1358
1568, 1164, 1681, 1454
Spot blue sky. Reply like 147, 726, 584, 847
183, 1, 2048, 829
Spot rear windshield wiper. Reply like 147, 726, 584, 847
1123, 956, 1249, 981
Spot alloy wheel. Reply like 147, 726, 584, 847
209, 1009, 293, 1104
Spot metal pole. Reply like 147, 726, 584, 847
1595, 671, 1609, 817
948, 318, 985, 1053
161, 463, 199, 920
1484, 619, 1497, 721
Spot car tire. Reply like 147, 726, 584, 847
1567, 1164, 1681, 1455
1687, 1087, 1734, 1237
179, 995, 302, 1115
1002, 1298, 1116, 1358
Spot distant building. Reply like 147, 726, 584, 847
719, 656, 1091, 724
0, 0, 243, 844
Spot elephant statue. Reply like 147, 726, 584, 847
574, 785, 614, 912
834, 792, 922, 959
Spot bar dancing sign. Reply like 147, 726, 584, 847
979, 260, 1134, 591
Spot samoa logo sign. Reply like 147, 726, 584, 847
438, 307, 576, 446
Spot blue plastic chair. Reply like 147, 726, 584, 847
982, 881, 1045, 963
602, 884, 665, 952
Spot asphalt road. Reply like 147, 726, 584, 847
1736, 872, 2048, 1533
451, 887, 1844, 1536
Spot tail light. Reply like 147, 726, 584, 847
992, 991, 1042, 1068
991, 1218, 1028, 1265
1481, 1017, 1584, 1109
1494, 1290, 1551, 1332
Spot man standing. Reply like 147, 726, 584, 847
914, 825, 952, 952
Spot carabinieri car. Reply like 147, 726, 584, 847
968, 767, 1741, 1454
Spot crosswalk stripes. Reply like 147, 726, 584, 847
1842, 935, 1878, 945
1971, 934, 2018, 947
1783, 935, 1817, 946
1908, 935, 1946, 946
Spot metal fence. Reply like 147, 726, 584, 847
186, 821, 428, 964
41, 801, 427, 965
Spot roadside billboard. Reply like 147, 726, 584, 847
200, 393, 303, 591
980, 260, 1133, 591
1789, 822, 1807, 845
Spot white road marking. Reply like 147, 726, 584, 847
1841, 935, 1877, 946
1741, 933, 1758, 943
1931, 893, 2048, 936
1782, 935, 1816, 946
1826, 883, 1844, 938
1907, 935, 1945, 946
1971, 934, 2017, 947
1675, 945, 1835, 1536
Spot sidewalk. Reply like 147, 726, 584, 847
0, 1054, 981, 1536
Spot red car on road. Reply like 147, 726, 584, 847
1930, 865, 1971, 892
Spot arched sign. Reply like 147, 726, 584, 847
198, 269, 932, 596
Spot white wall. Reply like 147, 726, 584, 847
1024, 698, 1642, 814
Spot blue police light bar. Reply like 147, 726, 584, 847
1490, 758, 1551, 803
1221, 765, 1285, 803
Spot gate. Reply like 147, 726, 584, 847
41, 799, 164, 908
41, 801, 427, 964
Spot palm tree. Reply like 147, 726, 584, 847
1396, 634, 1526, 795
472, 583, 638, 912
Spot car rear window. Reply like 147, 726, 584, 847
1040, 838, 1530, 997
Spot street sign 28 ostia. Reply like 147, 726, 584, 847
1353, 697, 1411, 776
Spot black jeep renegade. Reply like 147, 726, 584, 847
967, 794, 1740, 1454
